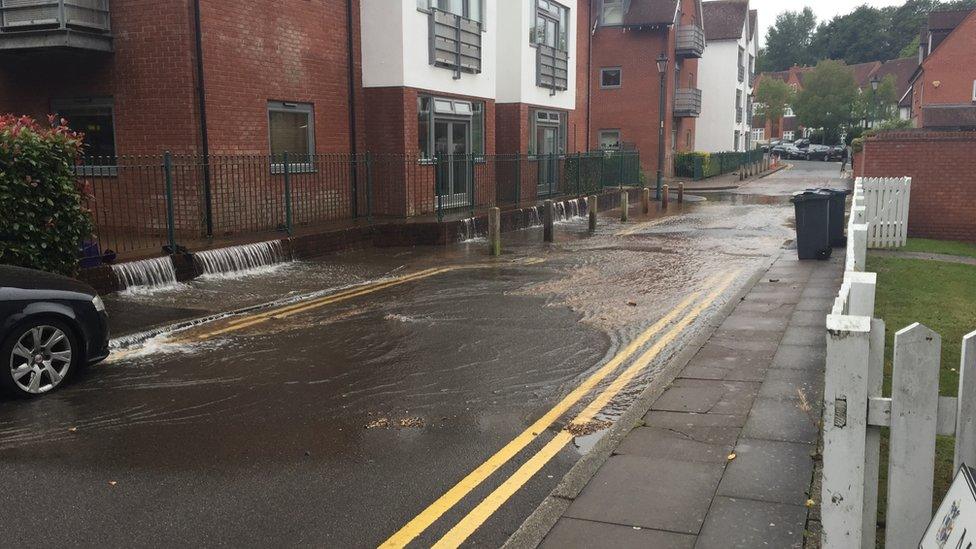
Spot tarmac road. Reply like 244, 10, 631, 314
0, 161, 847, 547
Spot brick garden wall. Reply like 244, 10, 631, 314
861, 130, 976, 242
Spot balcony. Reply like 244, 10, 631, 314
749, 72, 755, 88
536, 44, 568, 92
738, 65, 745, 83
675, 25, 704, 58
674, 88, 702, 118
0, 0, 112, 52
736, 107, 743, 124
429, 8, 482, 78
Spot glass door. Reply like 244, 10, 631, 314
435, 120, 471, 210
537, 125, 559, 195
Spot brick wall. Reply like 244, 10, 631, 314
861, 130, 976, 242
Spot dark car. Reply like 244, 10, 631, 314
804, 145, 832, 161
0, 266, 109, 397
793, 138, 811, 150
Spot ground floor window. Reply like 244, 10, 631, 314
783, 130, 795, 142
529, 109, 566, 156
52, 97, 116, 166
268, 101, 314, 160
734, 130, 740, 151
752, 127, 765, 142
418, 96, 485, 159
599, 129, 620, 150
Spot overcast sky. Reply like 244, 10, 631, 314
752, 0, 907, 47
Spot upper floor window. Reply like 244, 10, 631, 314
601, 68, 621, 89
783, 106, 795, 117
53, 97, 116, 166
601, 0, 624, 26
420, 0, 483, 24
532, 0, 569, 51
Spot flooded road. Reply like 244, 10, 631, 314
0, 162, 848, 547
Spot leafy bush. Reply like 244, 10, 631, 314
0, 115, 93, 275
674, 152, 709, 178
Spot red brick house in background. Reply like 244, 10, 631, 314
589, 0, 705, 177
905, 7, 976, 129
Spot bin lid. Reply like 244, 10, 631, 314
805, 187, 852, 196
791, 190, 831, 203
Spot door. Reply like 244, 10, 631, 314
537, 125, 559, 195
435, 120, 471, 210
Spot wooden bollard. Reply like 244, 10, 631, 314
641, 187, 650, 214
620, 191, 629, 222
588, 194, 598, 233
678, 182, 684, 204
543, 199, 554, 242
662, 184, 670, 209
488, 207, 501, 256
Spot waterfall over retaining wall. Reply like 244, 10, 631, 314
194, 241, 290, 277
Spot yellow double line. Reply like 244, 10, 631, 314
382, 271, 738, 548
616, 216, 673, 236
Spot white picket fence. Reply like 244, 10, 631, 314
861, 177, 911, 249
823, 188, 976, 549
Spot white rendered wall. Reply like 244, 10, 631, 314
697, 40, 739, 152
495, 0, 577, 110
361, 0, 497, 100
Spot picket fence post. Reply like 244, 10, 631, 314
956, 331, 976, 471
886, 323, 940, 549
823, 314, 872, 548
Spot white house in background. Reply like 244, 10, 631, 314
696, 0, 757, 152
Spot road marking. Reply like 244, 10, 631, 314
615, 216, 674, 236
380, 285, 711, 548
431, 271, 739, 548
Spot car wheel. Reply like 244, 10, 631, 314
805, 154, 811, 161
0, 319, 77, 397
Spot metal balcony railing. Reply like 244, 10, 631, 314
0, 0, 112, 51
674, 88, 702, 118
429, 8, 482, 79
675, 25, 704, 58
738, 65, 745, 82
736, 107, 743, 124
537, 44, 568, 92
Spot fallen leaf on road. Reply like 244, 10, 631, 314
806, 499, 815, 508
627, 301, 637, 307
398, 417, 425, 429
565, 419, 612, 436
68, 427, 77, 433
727, 453, 737, 461
108, 481, 117, 486
365, 418, 390, 429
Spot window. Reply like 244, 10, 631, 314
268, 101, 314, 159
734, 130, 740, 151
783, 131, 795, 142
53, 97, 116, 166
599, 130, 621, 150
419, 0, 482, 23
600, 68, 621, 88
532, 0, 569, 51
529, 110, 566, 155
601, 0, 624, 26
737, 47, 745, 82
783, 106, 795, 117
417, 95, 484, 159
752, 128, 765, 142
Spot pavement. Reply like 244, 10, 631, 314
512, 250, 844, 548
0, 161, 848, 547
671, 160, 788, 192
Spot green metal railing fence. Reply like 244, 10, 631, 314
76, 151, 642, 260
674, 149, 765, 181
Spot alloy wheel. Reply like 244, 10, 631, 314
9, 326, 72, 394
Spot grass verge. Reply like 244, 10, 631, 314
901, 238, 976, 259
866, 254, 976, 544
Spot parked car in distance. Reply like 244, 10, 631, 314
827, 146, 847, 161
793, 138, 811, 150
0, 266, 109, 397
804, 144, 833, 161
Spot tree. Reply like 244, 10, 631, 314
855, 74, 898, 127
754, 78, 795, 138
899, 36, 921, 58
808, 6, 892, 64
763, 8, 817, 72
794, 60, 860, 139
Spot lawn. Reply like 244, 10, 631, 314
866, 251, 976, 543
901, 237, 976, 259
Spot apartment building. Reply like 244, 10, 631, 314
696, 0, 756, 152
589, 0, 705, 177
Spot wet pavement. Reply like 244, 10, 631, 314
0, 161, 849, 547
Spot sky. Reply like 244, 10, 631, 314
752, 0, 907, 47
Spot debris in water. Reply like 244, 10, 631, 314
68, 427, 77, 433
627, 301, 638, 307
727, 453, 737, 461
108, 481, 118, 487
805, 499, 816, 508
365, 417, 390, 429
565, 419, 612, 436
398, 417, 425, 429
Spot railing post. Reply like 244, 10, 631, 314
514, 153, 522, 208
283, 152, 293, 236
548, 153, 554, 197
575, 152, 582, 196
365, 153, 373, 222
470, 154, 476, 218
543, 199, 554, 243
436, 156, 444, 223
58, 0, 67, 30
163, 151, 177, 253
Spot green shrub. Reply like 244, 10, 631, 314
0, 115, 93, 275
674, 152, 708, 178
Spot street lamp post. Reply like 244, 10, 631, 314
656, 53, 669, 200
869, 75, 880, 129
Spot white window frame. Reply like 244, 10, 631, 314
418, 0, 483, 24
600, 67, 621, 89
268, 101, 315, 173
600, 0, 624, 26
783, 131, 795, 142
599, 129, 621, 151
783, 106, 795, 118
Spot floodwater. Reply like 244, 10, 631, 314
0, 161, 848, 547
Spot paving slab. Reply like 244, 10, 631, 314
695, 497, 807, 549
706, 334, 780, 354
717, 438, 816, 505
719, 313, 791, 332
541, 518, 696, 549
759, 371, 822, 404
794, 296, 836, 312
710, 328, 785, 345
780, 326, 826, 347
741, 398, 820, 444
787, 310, 827, 328
654, 379, 760, 416
615, 425, 734, 464
732, 300, 795, 317
769, 344, 825, 371
563, 455, 725, 534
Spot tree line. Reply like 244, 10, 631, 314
759, 0, 976, 73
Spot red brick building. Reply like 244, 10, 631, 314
589, 0, 704, 177
905, 8, 976, 129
